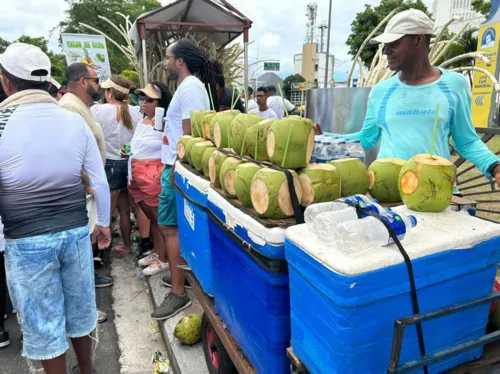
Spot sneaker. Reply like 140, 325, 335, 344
95, 274, 113, 288
151, 292, 192, 321
0, 330, 10, 348
161, 274, 191, 289
98, 309, 108, 323
143, 260, 169, 277
138, 253, 159, 268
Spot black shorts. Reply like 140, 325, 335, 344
105, 159, 128, 192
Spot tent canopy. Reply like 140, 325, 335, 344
129, 0, 251, 51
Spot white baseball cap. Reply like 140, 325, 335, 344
0, 43, 51, 82
370, 9, 434, 45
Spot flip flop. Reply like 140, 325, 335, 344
112, 244, 131, 254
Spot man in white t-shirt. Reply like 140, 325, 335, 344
153, 39, 213, 321
246, 86, 258, 111
266, 85, 296, 119
249, 86, 278, 119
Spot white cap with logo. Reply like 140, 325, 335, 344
0, 43, 51, 82
370, 9, 434, 45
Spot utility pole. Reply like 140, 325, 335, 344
318, 21, 328, 53
324, 0, 332, 88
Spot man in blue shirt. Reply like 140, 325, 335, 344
353, 9, 500, 186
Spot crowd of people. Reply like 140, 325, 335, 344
0, 37, 250, 374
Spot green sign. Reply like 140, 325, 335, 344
264, 62, 280, 71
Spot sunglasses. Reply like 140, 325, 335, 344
139, 95, 158, 103
84, 77, 99, 85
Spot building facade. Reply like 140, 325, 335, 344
432, 0, 485, 33
293, 43, 334, 89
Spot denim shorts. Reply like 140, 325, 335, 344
158, 165, 178, 226
4, 226, 97, 360
105, 159, 128, 191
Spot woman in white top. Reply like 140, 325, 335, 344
91, 76, 142, 254
127, 83, 173, 276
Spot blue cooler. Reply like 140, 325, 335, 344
207, 188, 290, 374
174, 161, 213, 296
286, 206, 500, 374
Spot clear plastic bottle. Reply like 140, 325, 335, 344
318, 140, 333, 163
335, 211, 417, 248
349, 140, 365, 163
332, 140, 347, 160
311, 139, 322, 163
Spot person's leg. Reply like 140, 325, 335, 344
0, 253, 6, 331
140, 203, 166, 262
159, 225, 184, 295
117, 191, 132, 251
136, 204, 151, 239
71, 336, 93, 374
41, 355, 67, 374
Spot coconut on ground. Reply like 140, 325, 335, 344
211, 112, 239, 148
203, 113, 216, 140
177, 135, 193, 162
234, 163, 261, 208
368, 158, 405, 202
399, 154, 456, 212
245, 119, 276, 161
329, 158, 369, 197
267, 117, 314, 169
299, 163, 341, 207
229, 113, 262, 155
202, 147, 217, 178
220, 157, 245, 198
190, 141, 215, 171
250, 168, 303, 219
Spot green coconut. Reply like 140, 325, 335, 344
329, 158, 369, 197
267, 117, 315, 169
190, 141, 215, 171
219, 157, 245, 198
190, 110, 212, 138
250, 168, 303, 219
203, 113, 216, 140
211, 112, 239, 148
202, 147, 217, 178
399, 154, 456, 212
299, 163, 341, 207
177, 135, 193, 162
245, 119, 276, 160
368, 158, 406, 202
234, 163, 261, 207
229, 113, 262, 155
184, 137, 204, 165
209, 149, 233, 188
174, 313, 202, 345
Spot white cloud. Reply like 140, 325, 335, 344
1, 0, 435, 80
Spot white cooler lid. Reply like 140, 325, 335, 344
286, 205, 500, 275
208, 187, 286, 245
176, 161, 210, 194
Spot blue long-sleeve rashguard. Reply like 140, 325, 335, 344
352, 68, 499, 178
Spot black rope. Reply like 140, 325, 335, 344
341, 201, 428, 374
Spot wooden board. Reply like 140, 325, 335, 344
184, 271, 256, 374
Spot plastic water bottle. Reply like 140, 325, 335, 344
311, 139, 322, 163
304, 195, 373, 224
312, 202, 388, 242
335, 211, 417, 247
331, 140, 347, 160
317, 140, 333, 163
349, 140, 365, 163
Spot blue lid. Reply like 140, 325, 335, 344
409, 215, 417, 227
323, 141, 332, 145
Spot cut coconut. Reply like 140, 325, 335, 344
202, 147, 217, 178
190, 110, 211, 138
203, 113, 216, 140
329, 158, 369, 197
211, 112, 239, 148
399, 154, 456, 212
250, 168, 303, 219
234, 163, 261, 207
177, 135, 193, 162
367, 158, 406, 202
190, 141, 215, 171
246, 119, 276, 160
184, 137, 204, 165
209, 149, 231, 188
229, 113, 262, 155
299, 163, 341, 207
267, 117, 314, 169
219, 157, 245, 198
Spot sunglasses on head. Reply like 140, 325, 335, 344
139, 95, 157, 103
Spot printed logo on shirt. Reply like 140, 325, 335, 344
396, 109, 436, 116
162, 135, 169, 145
0, 106, 19, 141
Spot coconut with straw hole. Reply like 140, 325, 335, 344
368, 158, 406, 202
299, 163, 341, 207
202, 147, 217, 178
229, 113, 261, 156
246, 119, 276, 160
250, 168, 303, 219
329, 158, 369, 197
234, 163, 261, 207
219, 157, 246, 198
190, 141, 215, 171
177, 135, 194, 162
209, 149, 233, 188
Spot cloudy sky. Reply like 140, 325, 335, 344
0, 0, 435, 80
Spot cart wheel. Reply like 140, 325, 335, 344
201, 313, 237, 374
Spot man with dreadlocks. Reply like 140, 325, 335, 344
152, 39, 219, 320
